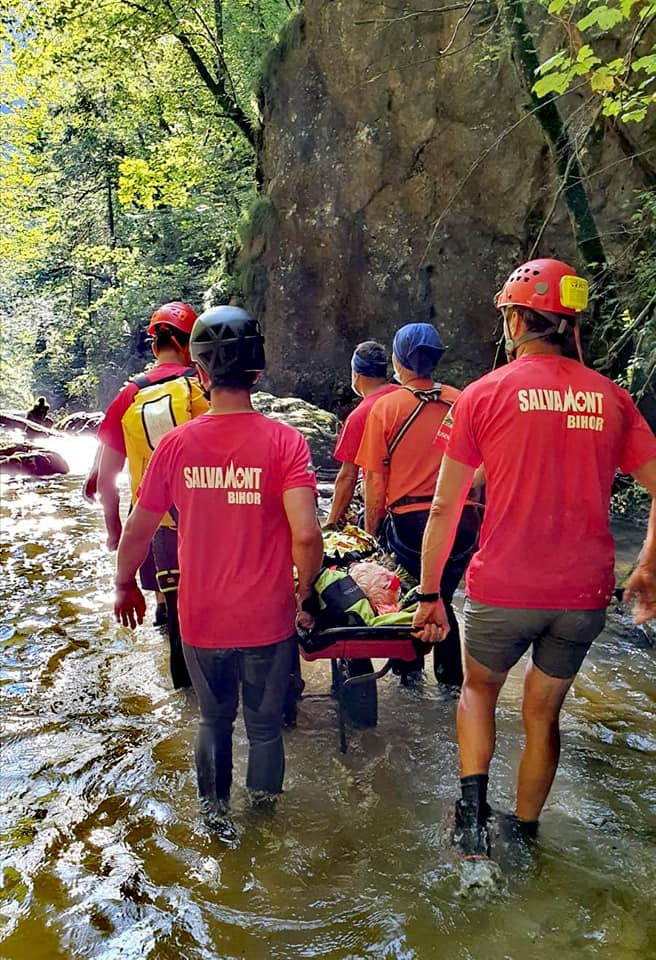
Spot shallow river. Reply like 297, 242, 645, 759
1, 437, 655, 960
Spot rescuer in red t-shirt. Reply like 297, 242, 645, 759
325, 340, 398, 526
412, 258, 656, 859
113, 306, 323, 827
94, 301, 208, 690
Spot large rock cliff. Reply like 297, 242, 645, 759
243, 1, 651, 409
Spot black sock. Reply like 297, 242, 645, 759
460, 774, 489, 809
514, 817, 539, 839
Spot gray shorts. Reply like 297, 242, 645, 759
463, 598, 606, 679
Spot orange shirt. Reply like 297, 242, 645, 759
355, 379, 459, 514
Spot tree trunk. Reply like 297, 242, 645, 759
504, 0, 608, 271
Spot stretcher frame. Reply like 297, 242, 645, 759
299, 625, 422, 753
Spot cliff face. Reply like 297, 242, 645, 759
244, 1, 649, 409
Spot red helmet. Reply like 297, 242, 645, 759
495, 259, 588, 318
147, 301, 197, 336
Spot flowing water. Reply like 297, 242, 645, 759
1, 436, 655, 960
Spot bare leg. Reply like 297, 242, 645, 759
516, 661, 573, 822
457, 652, 508, 776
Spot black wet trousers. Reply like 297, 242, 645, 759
151, 526, 191, 689
387, 505, 480, 685
183, 637, 296, 806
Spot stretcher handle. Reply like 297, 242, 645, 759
314, 625, 418, 641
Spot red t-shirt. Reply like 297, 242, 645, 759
98, 363, 193, 456
333, 384, 399, 463
435, 355, 656, 609
137, 412, 317, 648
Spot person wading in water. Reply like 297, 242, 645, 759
355, 323, 481, 686
412, 258, 656, 858
96, 301, 208, 688
113, 306, 323, 826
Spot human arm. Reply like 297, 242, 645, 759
82, 445, 102, 503
114, 505, 163, 628
283, 486, 324, 630
96, 444, 126, 550
624, 457, 656, 624
471, 464, 486, 496
363, 469, 387, 535
325, 461, 359, 526
411, 456, 475, 644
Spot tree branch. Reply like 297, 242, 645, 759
355, 2, 485, 25
504, 0, 608, 271
439, 0, 477, 54
173, 30, 256, 150
417, 77, 591, 270
604, 294, 656, 364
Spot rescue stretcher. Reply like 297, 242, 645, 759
298, 625, 425, 753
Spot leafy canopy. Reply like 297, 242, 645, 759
0, 0, 297, 408
534, 0, 656, 123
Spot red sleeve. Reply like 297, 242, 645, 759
137, 434, 174, 515
333, 405, 366, 464
282, 430, 318, 493
97, 383, 138, 455
438, 390, 482, 468
617, 389, 656, 474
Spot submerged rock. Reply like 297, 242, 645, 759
252, 392, 338, 471
0, 441, 69, 477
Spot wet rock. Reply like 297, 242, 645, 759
55, 411, 104, 434
252, 392, 338, 471
0, 411, 57, 439
0, 441, 69, 477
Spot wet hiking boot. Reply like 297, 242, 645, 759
503, 814, 538, 842
248, 790, 279, 815
199, 797, 230, 830
392, 655, 424, 686
497, 813, 538, 851
453, 799, 492, 859
494, 813, 539, 873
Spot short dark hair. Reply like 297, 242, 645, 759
517, 307, 572, 346
154, 325, 190, 351
354, 340, 387, 365
211, 371, 258, 390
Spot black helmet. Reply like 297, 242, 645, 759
190, 306, 265, 380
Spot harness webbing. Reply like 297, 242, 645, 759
131, 368, 196, 390
383, 384, 446, 466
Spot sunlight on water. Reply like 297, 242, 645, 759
0, 441, 655, 960
43, 433, 101, 478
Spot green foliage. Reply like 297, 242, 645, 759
589, 189, 656, 409
257, 10, 305, 105
534, 0, 656, 123
237, 195, 278, 245
0, 0, 298, 409
611, 475, 652, 521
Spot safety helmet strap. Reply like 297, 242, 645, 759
503, 311, 579, 360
